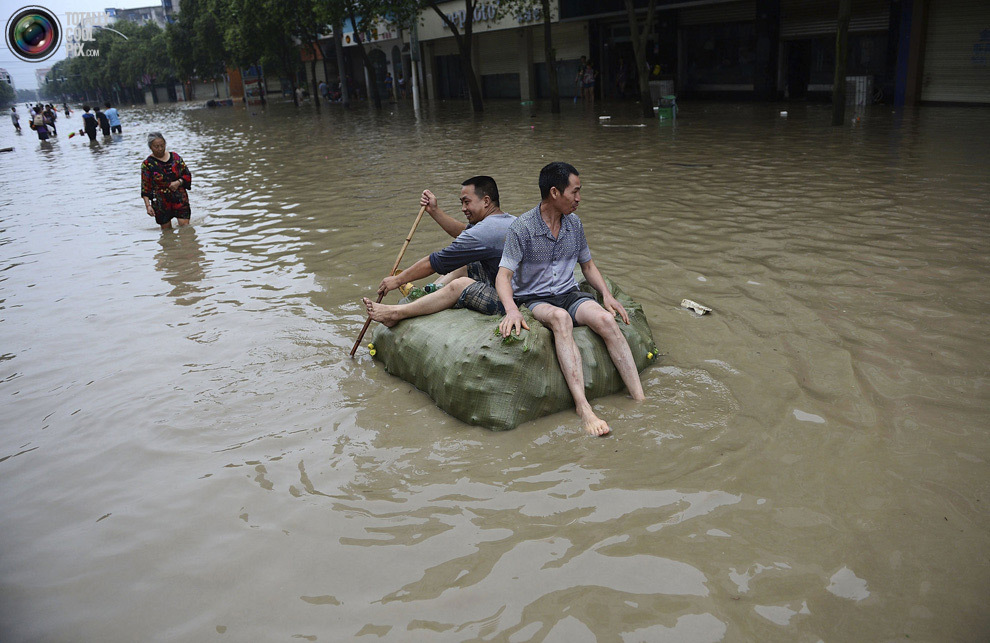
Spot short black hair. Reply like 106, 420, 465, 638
539, 162, 579, 199
104, 101, 111, 108
462, 175, 500, 207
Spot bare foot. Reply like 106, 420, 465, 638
577, 404, 611, 436
362, 297, 400, 328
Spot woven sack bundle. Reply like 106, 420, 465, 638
370, 277, 657, 431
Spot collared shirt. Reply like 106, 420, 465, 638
429, 212, 516, 285
499, 203, 592, 299
105, 107, 120, 127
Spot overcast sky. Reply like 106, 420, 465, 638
2, 0, 154, 90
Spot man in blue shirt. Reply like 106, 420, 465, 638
496, 162, 644, 436
363, 176, 516, 326
104, 102, 122, 133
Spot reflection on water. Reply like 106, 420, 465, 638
156, 227, 207, 304
0, 100, 987, 642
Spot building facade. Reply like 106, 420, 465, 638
406, 0, 989, 106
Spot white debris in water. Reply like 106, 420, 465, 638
706, 529, 731, 538
747, 280, 762, 285
681, 299, 713, 315
757, 498, 767, 505
793, 409, 825, 424
827, 567, 870, 601
697, 276, 707, 282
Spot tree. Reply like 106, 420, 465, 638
497, 0, 558, 113
831, 0, 852, 126
411, 0, 484, 112
623, 0, 658, 118
344, 1, 384, 110
166, 0, 230, 85
294, 0, 332, 112
0, 80, 15, 106
223, 0, 305, 105
331, 16, 351, 108
39, 21, 176, 104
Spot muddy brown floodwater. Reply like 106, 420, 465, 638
0, 99, 987, 642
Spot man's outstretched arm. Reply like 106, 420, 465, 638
378, 256, 436, 297
421, 189, 467, 238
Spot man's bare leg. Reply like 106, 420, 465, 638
531, 304, 610, 436
575, 301, 645, 400
364, 277, 473, 327
434, 265, 468, 286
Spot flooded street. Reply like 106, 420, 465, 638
0, 98, 987, 641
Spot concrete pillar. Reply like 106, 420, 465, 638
519, 27, 535, 101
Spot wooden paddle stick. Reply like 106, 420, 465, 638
350, 204, 428, 357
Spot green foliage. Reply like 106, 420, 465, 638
166, 0, 229, 79
0, 81, 14, 106
40, 21, 176, 99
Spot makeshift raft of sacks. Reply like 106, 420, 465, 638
370, 277, 658, 431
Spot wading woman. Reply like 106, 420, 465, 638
141, 132, 192, 230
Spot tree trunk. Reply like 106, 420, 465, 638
310, 55, 320, 112
332, 21, 350, 108
348, 7, 382, 109
285, 51, 299, 106
831, 0, 852, 126
458, 41, 484, 112
429, 1, 483, 112
461, 1, 483, 112
543, 0, 559, 113
625, 0, 658, 118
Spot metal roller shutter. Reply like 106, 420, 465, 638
921, 0, 990, 103
780, 0, 889, 38
680, 1, 755, 25
534, 21, 588, 62
477, 29, 520, 75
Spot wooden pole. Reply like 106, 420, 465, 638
349, 204, 428, 357
832, 0, 852, 126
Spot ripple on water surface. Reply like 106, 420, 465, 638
0, 101, 988, 642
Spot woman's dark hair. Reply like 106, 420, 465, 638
83, 104, 91, 112
539, 162, 579, 199
462, 175, 500, 207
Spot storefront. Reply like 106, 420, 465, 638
778, 0, 892, 100
416, 1, 588, 100
341, 18, 406, 100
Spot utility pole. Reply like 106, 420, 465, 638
410, 21, 421, 111
831, 0, 852, 126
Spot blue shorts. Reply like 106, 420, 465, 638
520, 288, 596, 324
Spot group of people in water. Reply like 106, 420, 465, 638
364, 163, 645, 436
12, 101, 123, 143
